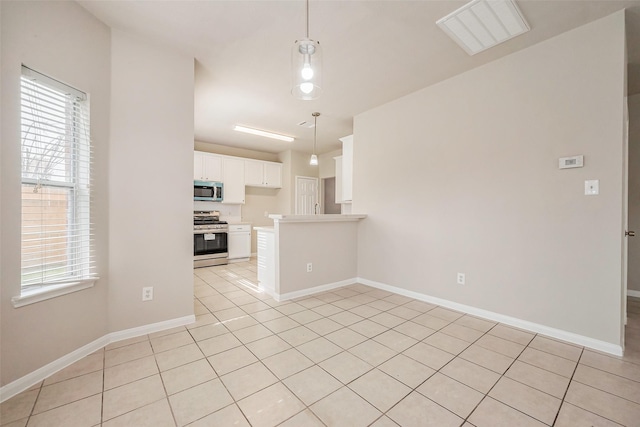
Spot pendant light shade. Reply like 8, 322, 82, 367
292, 0, 322, 100
310, 112, 320, 166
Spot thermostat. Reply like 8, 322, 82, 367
559, 155, 584, 169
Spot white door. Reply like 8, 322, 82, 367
295, 176, 318, 215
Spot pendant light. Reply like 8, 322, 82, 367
292, 0, 322, 100
310, 112, 320, 166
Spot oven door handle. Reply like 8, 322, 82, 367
193, 230, 228, 235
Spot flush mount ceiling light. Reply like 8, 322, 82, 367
309, 112, 320, 166
292, 0, 322, 100
436, 0, 530, 56
233, 125, 294, 142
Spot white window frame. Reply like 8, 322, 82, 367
13, 66, 98, 307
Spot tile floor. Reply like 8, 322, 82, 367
2, 259, 640, 426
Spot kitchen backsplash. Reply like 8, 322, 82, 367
194, 201, 241, 222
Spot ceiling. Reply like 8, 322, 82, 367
78, 0, 640, 155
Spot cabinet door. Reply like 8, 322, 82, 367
334, 156, 343, 203
222, 157, 245, 204
245, 160, 264, 186
228, 225, 251, 259
203, 154, 223, 182
341, 136, 353, 201
194, 153, 204, 180
263, 162, 282, 188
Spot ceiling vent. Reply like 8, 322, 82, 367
297, 121, 316, 128
436, 0, 530, 56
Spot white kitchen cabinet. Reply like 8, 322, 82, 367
334, 155, 343, 204
194, 152, 223, 182
245, 160, 264, 186
256, 228, 275, 296
222, 157, 245, 204
264, 162, 282, 188
245, 160, 282, 188
228, 224, 251, 260
340, 135, 353, 202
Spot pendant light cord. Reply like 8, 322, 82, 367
306, 0, 310, 39
313, 113, 317, 154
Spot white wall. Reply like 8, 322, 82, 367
354, 12, 626, 347
277, 221, 358, 295
628, 94, 640, 293
108, 30, 194, 332
319, 149, 342, 179
0, 1, 111, 385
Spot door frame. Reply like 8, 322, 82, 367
622, 96, 629, 350
294, 176, 319, 215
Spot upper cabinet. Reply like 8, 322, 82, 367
194, 151, 282, 204
246, 160, 282, 188
334, 156, 343, 204
339, 135, 353, 203
222, 157, 245, 204
194, 152, 223, 182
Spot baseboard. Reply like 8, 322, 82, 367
628, 289, 640, 298
357, 277, 623, 357
0, 335, 110, 404
0, 314, 195, 403
276, 278, 358, 302
107, 315, 196, 344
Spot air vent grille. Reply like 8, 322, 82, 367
436, 0, 530, 56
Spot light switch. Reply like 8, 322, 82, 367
585, 180, 599, 195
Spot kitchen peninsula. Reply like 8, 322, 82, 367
254, 214, 366, 301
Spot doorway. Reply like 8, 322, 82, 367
322, 177, 341, 214
295, 176, 318, 215
626, 95, 640, 362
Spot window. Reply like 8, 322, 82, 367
19, 66, 95, 296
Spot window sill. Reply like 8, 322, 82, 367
12, 278, 99, 308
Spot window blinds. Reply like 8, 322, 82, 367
20, 66, 95, 290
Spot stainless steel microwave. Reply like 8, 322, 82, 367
194, 180, 223, 202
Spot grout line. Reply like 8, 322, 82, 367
15, 262, 622, 427
550, 346, 584, 426
100, 347, 106, 425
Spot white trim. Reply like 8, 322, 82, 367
0, 314, 195, 403
107, 315, 195, 344
628, 289, 640, 298
12, 279, 98, 308
0, 335, 109, 404
276, 278, 358, 302
357, 276, 623, 357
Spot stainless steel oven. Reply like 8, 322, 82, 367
194, 211, 228, 268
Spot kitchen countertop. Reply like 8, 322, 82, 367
253, 226, 274, 232
268, 214, 367, 223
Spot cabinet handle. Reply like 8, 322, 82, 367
626, 230, 636, 237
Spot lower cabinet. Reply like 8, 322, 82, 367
256, 229, 275, 296
228, 224, 251, 260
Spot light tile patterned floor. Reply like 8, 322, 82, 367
2, 259, 640, 426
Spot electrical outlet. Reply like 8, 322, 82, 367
142, 286, 154, 301
306, 263, 313, 273
457, 273, 465, 285
264, 211, 269, 217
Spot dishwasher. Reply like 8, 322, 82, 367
227, 224, 251, 261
